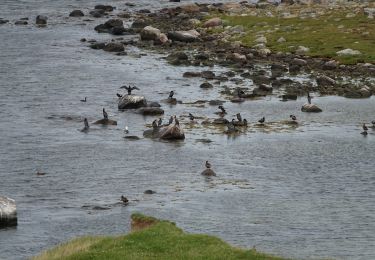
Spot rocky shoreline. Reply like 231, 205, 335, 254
75, 1, 375, 100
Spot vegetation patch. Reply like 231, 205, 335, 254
217, 6, 375, 64
33, 213, 287, 260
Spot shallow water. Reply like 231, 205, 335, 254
0, 1, 375, 260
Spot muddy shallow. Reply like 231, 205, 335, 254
0, 1, 375, 260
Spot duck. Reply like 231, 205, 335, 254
168, 90, 174, 99
258, 117, 265, 124
290, 115, 297, 121
80, 97, 87, 102
188, 113, 195, 121
121, 196, 129, 205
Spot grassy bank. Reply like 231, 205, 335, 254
33, 213, 287, 260
214, 5, 375, 64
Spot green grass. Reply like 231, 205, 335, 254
33, 213, 287, 260
217, 8, 375, 64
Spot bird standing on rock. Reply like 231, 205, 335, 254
188, 113, 195, 121
174, 115, 180, 126
218, 105, 226, 114
205, 161, 212, 169
307, 92, 312, 104
168, 116, 174, 125
168, 90, 174, 99
236, 113, 242, 122
103, 108, 108, 120
152, 119, 158, 129
258, 117, 265, 124
158, 118, 163, 126
121, 85, 140, 95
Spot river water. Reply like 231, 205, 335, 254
0, 1, 374, 259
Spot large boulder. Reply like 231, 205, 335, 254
118, 95, 147, 109
69, 10, 84, 17
95, 19, 125, 34
35, 15, 47, 25
167, 30, 200, 42
301, 103, 323, 113
204, 17, 222, 27
158, 124, 185, 140
136, 107, 164, 115
0, 196, 17, 228
316, 75, 335, 87
140, 26, 161, 41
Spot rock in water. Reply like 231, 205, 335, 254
0, 196, 17, 227
140, 26, 161, 41
201, 169, 216, 176
136, 107, 164, 116
103, 42, 124, 52
158, 124, 185, 140
69, 10, 84, 17
35, 15, 47, 25
301, 103, 323, 113
93, 119, 117, 125
118, 95, 147, 109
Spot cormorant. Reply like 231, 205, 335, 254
205, 161, 212, 169
307, 92, 312, 104
121, 85, 140, 95
290, 115, 297, 121
218, 105, 226, 114
168, 116, 174, 125
158, 118, 163, 126
188, 113, 195, 121
243, 119, 248, 126
174, 115, 179, 126
258, 117, 265, 124
152, 119, 158, 129
236, 113, 242, 122
80, 97, 87, 102
168, 90, 174, 99
103, 108, 108, 119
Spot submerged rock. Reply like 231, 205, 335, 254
93, 118, 117, 125
301, 103, 323, 113
0, 196, 17, 228
103, 42, 124, 52
167, 30, 200, 42
201, 168, 216, 176
118, 95, 147, 109
136, 107, 164, 116
35, 15, 47, 25
69, 10, 84, 17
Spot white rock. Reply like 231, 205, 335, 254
336, 48, 362, 56
277, 37, 286, 43
296, 46, 310, 55
254, 36, 267, 44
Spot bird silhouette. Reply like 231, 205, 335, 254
258, 117, 265, 124
80, 97, 87, 102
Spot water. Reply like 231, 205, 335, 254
0, 1, 375, 259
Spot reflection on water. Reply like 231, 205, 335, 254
0, 1, 375, 260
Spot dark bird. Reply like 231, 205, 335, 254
236, 113, 242, 122
168, 116, 174, 125
80, 97, 87, 102
243, 119, 248, 126
258, 117, 265, 124
36, 171, 46, 176
152, 119, 158, 129
174, 115, 180, 126
363, 123, 368, 131
290, 115, 297, 121
116, 93, 123, 98
81, 118, 89, 132
158, 118, 163, 126
205, 161, 212, 169
124, 126, 129, 134
121, 85, 140, 95
121, 196, 129, 205
237, 88, 245, 98
372, 120, 375, 126
168, 90, 174, 99
188, 113, 195, 121
361, 130, 368, 136
103, 108, 108, 119
218, 105, 226, 114
307, 92, 312, 104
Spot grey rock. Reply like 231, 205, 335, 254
69, 10, 84, 17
